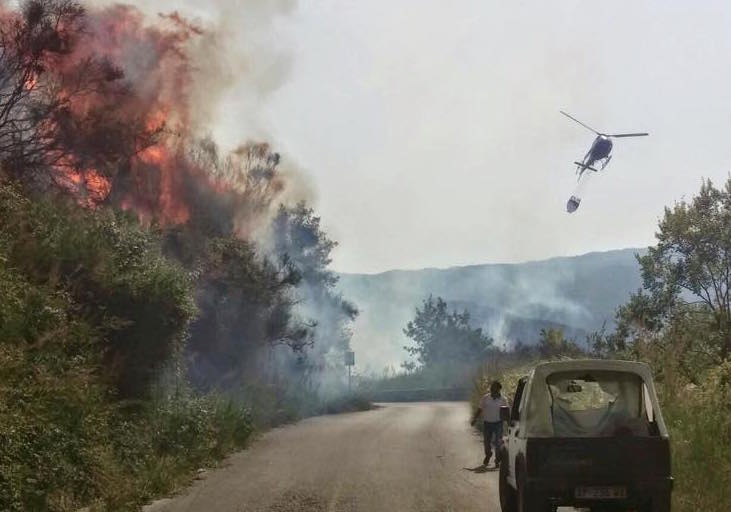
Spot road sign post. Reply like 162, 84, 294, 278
345, 351, 355, 393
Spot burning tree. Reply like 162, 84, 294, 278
0, 0, 162, 199
0, 0, 90, 169
0, 1, 290, 226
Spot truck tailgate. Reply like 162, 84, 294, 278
527, 437, 671, 481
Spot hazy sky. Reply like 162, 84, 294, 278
139, 1, 731, 273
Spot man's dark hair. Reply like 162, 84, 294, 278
490, 380, 502, 396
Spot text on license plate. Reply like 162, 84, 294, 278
575, 486, 627, 500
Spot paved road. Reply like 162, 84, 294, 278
147, 402, 502, 512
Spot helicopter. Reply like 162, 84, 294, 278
561, 110, 648, 180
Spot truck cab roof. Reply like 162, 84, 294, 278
531, 359, 654, 381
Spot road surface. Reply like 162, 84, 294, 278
147, 402, 502, 512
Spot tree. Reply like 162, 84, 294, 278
538, 327, 582, 359
270, 202, 339, 291
184, 236, 309, 390
403, 295, 492, 368
637, 178, 731, 362
599, 178, 731, 380
159, 142, 319, 390
184, 139, 285, 239
0, 1, 158, 180
268, 203, 358, 386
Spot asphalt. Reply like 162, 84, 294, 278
145, 401, 503, 512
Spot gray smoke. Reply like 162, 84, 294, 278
337, 248, 645, 372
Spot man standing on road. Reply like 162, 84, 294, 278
471, 380, 508, 467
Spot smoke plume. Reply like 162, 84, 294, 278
0, 0, 304, 231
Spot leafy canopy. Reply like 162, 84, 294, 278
403, 295, 492, 368
595, 177, 731, 379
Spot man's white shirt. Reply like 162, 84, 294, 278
480, 393, 508, 423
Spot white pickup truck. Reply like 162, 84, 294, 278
499, 360, 673, 512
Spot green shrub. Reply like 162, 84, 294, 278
0, 247, 108, 511
0, 184, 196, 397
99, 390, 254, 510
0, 183, 361, 510
664, 361, 731, 512
0, 184, 253, 511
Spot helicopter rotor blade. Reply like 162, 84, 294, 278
608, 133, 649, 138
560, 110, 601, 135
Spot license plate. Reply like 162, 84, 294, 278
575, 486, 627, 500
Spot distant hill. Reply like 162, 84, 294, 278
336, 248, 646, 372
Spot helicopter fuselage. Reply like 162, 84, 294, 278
587, 135, 613, 165
561, 110, 648, 209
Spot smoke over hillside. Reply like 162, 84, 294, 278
337, 248, 645, 372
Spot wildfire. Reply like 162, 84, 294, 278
24, 75, 37, 91
30, 3, 201, 222
146, 109, 169, 133
2, 1, 288, 233
140, 146, 166, 165
138, 144, 190, 224
84, 169, 112, 203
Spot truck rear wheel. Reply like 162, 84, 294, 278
516, 469, 550, 512
499, 455, 517, 512
649, 493, 671, 512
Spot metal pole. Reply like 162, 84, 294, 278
348, 365, 352, 393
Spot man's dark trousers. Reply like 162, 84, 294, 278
483, 421, 503, 466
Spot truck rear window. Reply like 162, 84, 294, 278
546, 371, 651, 437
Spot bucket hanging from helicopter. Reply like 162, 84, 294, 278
560, 110, 649, 212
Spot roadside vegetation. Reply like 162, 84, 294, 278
601, 177, 731, 512
371, 178, 730, 512
0, 181, 366, 511
469, 177, 731, 512
0, 2, 364, 510
0, 183, 244, 511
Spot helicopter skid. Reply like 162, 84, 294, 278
574, 162, 600, 173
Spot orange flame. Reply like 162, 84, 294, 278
7, 3, 288, 232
